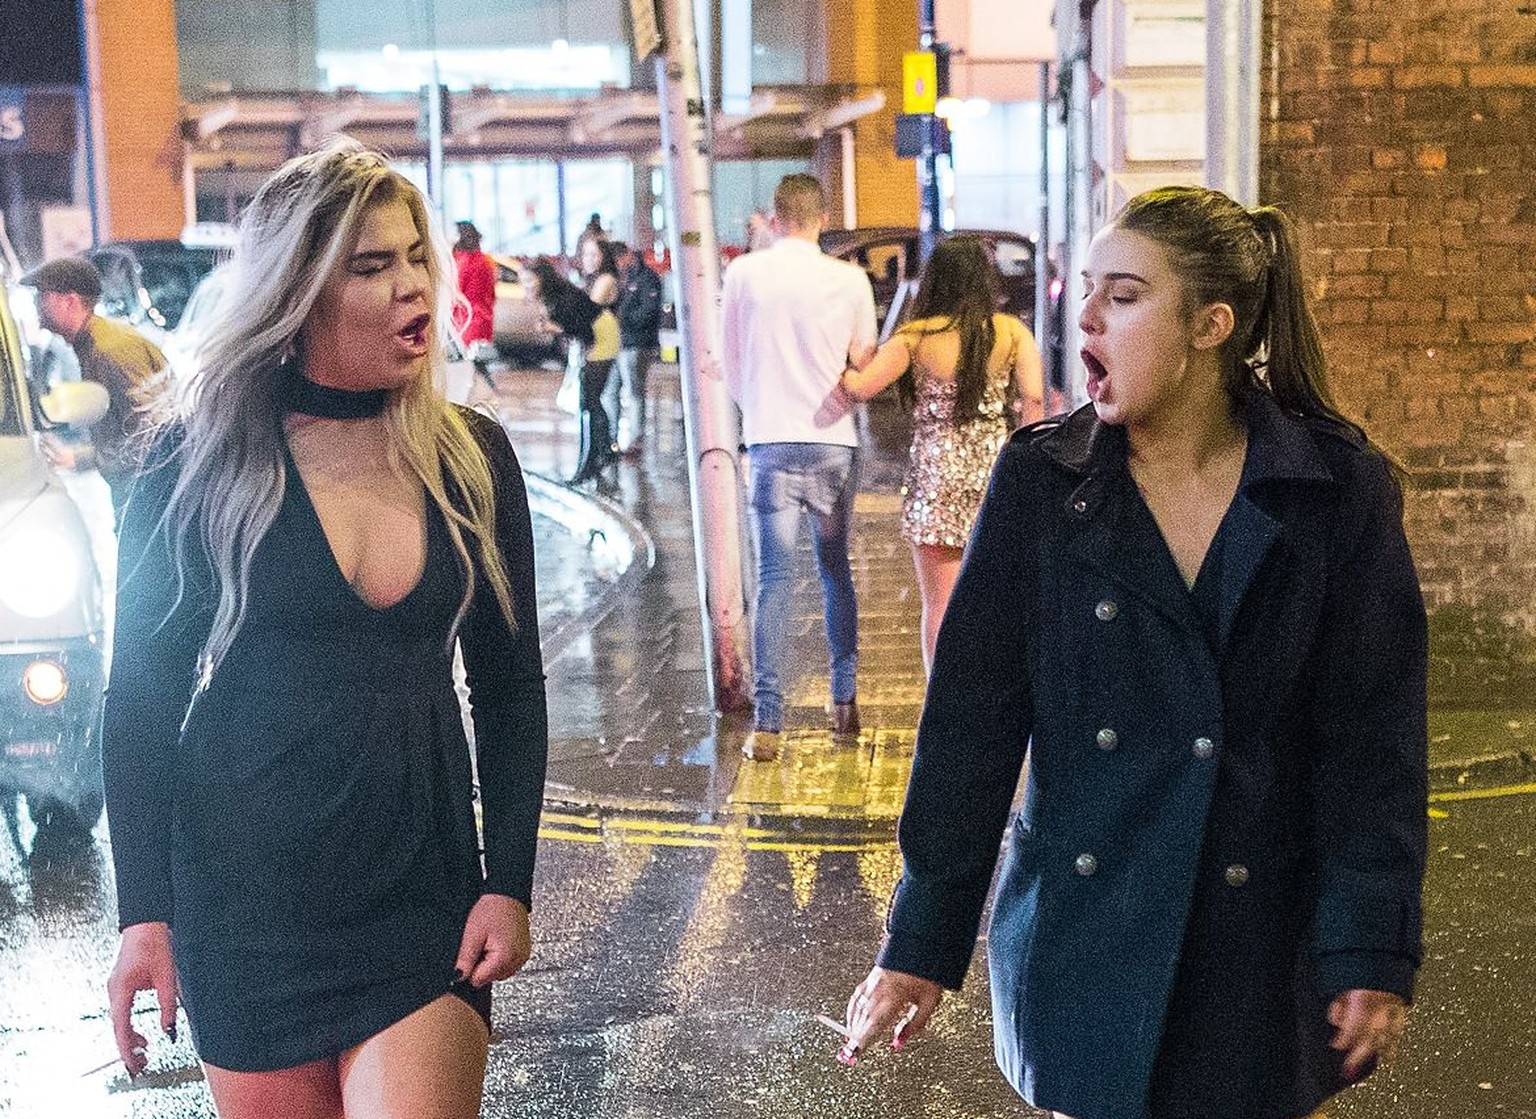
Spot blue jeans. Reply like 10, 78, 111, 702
747, 442, 860, 732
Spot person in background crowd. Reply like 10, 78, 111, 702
20, 256, 168, 512
834, 235, 1044, 672
452, 220, 497, 385
579, 238, 622, 475
574, 212, 606, 266
843, 185, 1426, 1119
720, 173, 878, 763
747, 209, 774, 252
608, 241, 662, 455
527, 258, 616, 484
103, 139, 549, 1119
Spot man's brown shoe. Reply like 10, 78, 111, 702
829, 700, 861, 737
743, 729, 782, 762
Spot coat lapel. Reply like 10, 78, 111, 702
1042, 394, 1340, 652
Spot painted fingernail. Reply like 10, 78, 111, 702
892, 1037, 904, 1051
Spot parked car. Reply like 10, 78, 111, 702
819, 226, 1046, 333
87, 228, 234, 346
490, 256, 561, 365
0, 287, 112, 836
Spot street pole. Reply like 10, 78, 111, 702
424, 0, 447, 228
648, 0, 752, 712
1036, 61, 1056, 405
915, 0, 942, 264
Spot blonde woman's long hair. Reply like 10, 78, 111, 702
154, 137, 516, 689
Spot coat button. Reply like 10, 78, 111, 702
1224, 864, 1250, 888
1096, 728, 1118, 751
1074, 853, 1099, 876
1094, 599, 1119, 622
1072, 498, 1088, 514
1193, 736, 1215, 759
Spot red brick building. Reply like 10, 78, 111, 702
1263, 0, 1536, 703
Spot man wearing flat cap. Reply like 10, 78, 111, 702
21, 256, 168, 511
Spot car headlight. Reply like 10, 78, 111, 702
0, 528, 82, 618
23, 660, 68, 705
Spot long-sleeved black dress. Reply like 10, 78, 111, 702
103, 406, 548, 1073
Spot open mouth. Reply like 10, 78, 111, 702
1082, 350, 1107, 400
396, 313, 431, 349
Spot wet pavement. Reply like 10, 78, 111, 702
1, 365, 1533, 1115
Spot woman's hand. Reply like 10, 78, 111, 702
814, 380, 857, 428
1328, 988, 1407, 1080
455, 894, 532, 987
842, 966, 945, 1063
106, 922, 178, 1077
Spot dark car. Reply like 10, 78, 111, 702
819, 226, 1044, 328
88, 231, 233, 340
820, 226, 1065, 393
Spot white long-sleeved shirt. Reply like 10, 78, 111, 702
719, 237, 878, 448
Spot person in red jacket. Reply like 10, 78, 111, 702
453, 221, 497, 383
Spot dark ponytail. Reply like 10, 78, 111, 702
1115, 186, 1362, 439
1247, 207, 1359, 437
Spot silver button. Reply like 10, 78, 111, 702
1072, 498, 1088, 514
1224, 864, 1250, 888
1094, 600, 1119, 622
1193, 737, 1215, 759
1074, 853, 1099, 876
1096, 728, 1118, 751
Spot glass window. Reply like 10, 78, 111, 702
751, 0, 819, 84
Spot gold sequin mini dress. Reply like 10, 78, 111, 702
900, 364, 1012, 548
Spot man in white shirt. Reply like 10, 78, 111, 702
719, 174, 878, 762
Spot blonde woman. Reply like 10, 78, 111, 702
102, 139, 548, 1118
838, 236, 1043, 672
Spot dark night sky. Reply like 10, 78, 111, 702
0, 0, 84, 86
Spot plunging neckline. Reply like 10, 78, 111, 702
281, 440, 431, 614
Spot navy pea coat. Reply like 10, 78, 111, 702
879, 392, 1428, 1119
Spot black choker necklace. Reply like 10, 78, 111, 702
283, 375, 389, 420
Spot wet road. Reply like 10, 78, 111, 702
5, 391, 1534, 1115
2, 775, 1534, 1115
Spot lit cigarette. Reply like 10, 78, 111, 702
815, 1013, 853, 1039
80, 1055, 121, 1078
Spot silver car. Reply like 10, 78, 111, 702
0, 287, 111, 836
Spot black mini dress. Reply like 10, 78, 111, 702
103, 405, 548, 1072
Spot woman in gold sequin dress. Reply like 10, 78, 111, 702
838, 236, 1043, 670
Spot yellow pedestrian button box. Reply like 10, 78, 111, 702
903, 51, 937, 114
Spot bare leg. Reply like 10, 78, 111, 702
203, 1056, 344, 1119
911, 543, 965, 675
338, 994, 489, 1119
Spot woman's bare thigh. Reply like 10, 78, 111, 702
203, 1056, 344, 1119
337, 994, 490, 1119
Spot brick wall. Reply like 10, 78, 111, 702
1262, 0, 1536, 704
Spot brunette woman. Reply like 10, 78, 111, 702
527, 258, 617, 483
844, 186, 1427, 1119
837, 235, 1043, 671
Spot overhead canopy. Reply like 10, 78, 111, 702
182, 83, 887, 169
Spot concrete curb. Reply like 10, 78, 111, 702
1428, 749, 1533, 793
523, 472, 656, 665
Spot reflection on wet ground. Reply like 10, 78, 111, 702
2, 368, 1534, 1115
